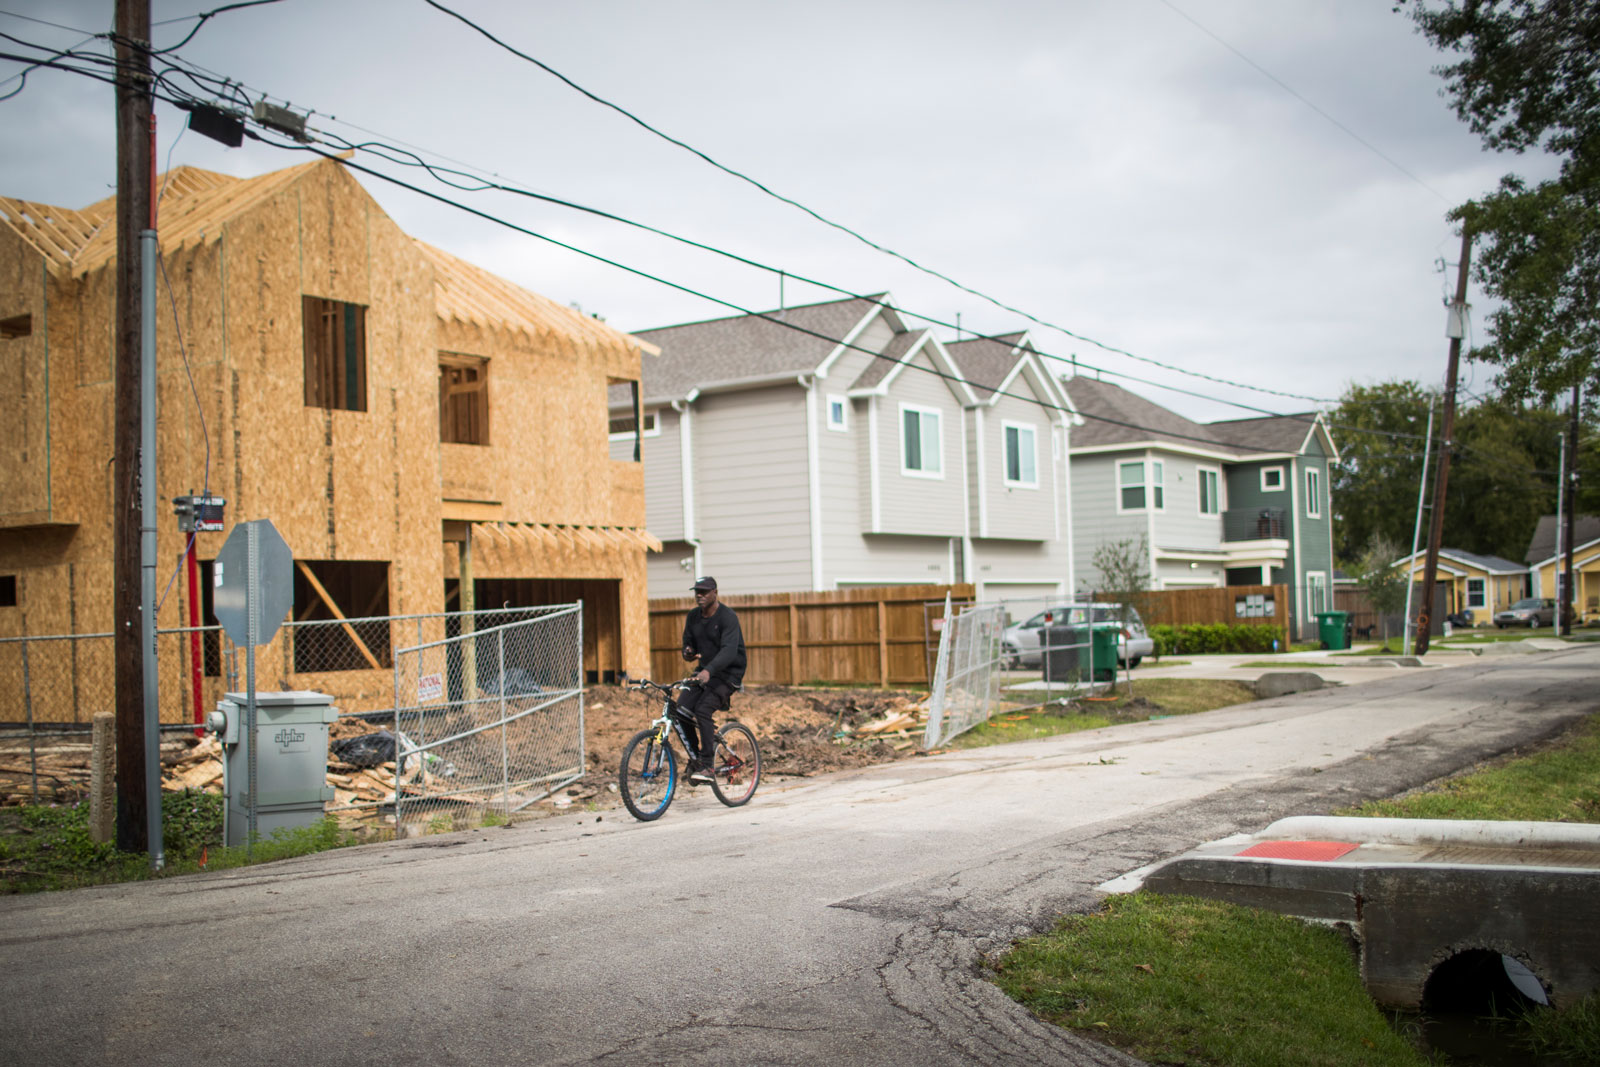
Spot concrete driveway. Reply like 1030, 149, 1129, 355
2, 644, 1595, 1067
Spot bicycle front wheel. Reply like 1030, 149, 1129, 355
620, 728, 676, 822
710, 722, 761, 807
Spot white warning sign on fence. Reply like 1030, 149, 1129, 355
417, 672, 444, 703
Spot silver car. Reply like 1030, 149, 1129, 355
1001, 603, 1155, 669
1494, 598, 1555, 629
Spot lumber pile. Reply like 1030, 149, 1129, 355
836, 699, 929, 751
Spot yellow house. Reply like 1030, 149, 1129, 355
1526, 515, 1600, 625
1395, 547, 1528, 625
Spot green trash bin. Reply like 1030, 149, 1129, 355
1316, 611, 1350, 651
1089, 623, 1122, 680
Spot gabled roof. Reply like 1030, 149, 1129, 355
945, 333, 1027, 400
629, 294, 888, 403
1, 159, 650, 358
1525, 514, 1600, 565
1395, 547, 1528, 574
1061, 377, 1334, 459
848, 329, 921, 391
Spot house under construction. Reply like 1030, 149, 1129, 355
0, 156, 659, 722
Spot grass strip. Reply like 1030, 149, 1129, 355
1340, 713, 1600, 823
992, 893, 1426, 1067
952, 678, 1258, 749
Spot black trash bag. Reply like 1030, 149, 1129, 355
480, 667, 542, 696
330, 729, 397, 768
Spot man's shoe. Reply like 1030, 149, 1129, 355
688, 759, 715, 785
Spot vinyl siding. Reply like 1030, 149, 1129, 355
647, 538, 697, 597
971, 540, 1069, 599
979, 386, 1056, 541
692, 384, 813, 592
830, 534, 957, 586
640, 406, 682, 541
873, 349, 966, 537
1150, 451, 1224, 556
1070, 453, 1150, 596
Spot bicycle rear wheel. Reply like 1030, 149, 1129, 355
620, 728, 676, 821
710, 722, 761, 807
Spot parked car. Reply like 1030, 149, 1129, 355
1494, 598, 1555, 629
1001, 603, 1155, 669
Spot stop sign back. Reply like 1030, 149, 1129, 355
213, 519, 294, 646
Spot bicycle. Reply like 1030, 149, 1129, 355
618, 678, 762, 822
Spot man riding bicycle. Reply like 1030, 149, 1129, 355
680, 576, 746, 784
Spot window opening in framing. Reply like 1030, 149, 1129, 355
0, 314, 31, 340
302, 296, 367, 411
291, 560, 392, 672
606, 378, 648, 461
0, 575, 15, 607
439, 352, 489, 445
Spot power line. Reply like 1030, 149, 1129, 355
417, 0, 1337, 406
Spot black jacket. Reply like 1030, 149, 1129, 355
683, 603, 746, 687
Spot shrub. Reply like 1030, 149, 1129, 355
1151, 623, 1281, 655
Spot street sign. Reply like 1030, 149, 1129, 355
213, 520, 294, 646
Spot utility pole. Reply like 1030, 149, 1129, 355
114, 0, 154, 853
1402, 396, 1435, 655
1415, 228, 1472, 656
1561, 382, 1581, 636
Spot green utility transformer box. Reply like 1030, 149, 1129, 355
209, 691, 338, 847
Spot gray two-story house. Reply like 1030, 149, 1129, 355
1062, 377, 1338, 639
611, 296, 1079, 600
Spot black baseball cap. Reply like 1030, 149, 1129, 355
692, 576, 717, 591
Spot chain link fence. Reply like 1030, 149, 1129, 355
922, 602, 1005, 749
388, 605, 584, 833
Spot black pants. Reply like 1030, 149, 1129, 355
677, 678, 735, 760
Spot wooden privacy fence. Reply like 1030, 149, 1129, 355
648, 584, 974, 688
1097, 584, 1292, 649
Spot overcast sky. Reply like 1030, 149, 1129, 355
0, 0, 1562, 422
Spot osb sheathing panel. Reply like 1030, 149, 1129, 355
0, 227, 51, 521
434, 315, 646, 528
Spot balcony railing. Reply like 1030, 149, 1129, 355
1223, 506, 1286, 542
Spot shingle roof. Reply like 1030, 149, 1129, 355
1207, 412, 1323, 455
946, 333, 1027, 400
848, 329, 922, 390
630, 295, 884, 403
1062, 377, 1227, 450
1438, 548, 1527, 574
1524, 514, 1600, 564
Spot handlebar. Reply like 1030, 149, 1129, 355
629, 677, 700, 697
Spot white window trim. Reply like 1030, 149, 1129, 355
1151, 459, 1165, 512
1304, 467, 1322, 518
1197, 465, 1222, 517
1260, 465, 1285, 492
608, 408, 659, 441
1466, 577, 1487, 609
1116, 459, 1148, 514
1306, 570, 1329, 616
1001, 419, 1039, 489
825, 393, 849, 433
898, 402, 945, 480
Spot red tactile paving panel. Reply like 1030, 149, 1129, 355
1235, 840, 1359, 862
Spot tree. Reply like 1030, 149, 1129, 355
1357, 533, 1411, 651
1091, 536, 1153, 679
1403, 0, 1600, 404
1331, 380, 1578, 563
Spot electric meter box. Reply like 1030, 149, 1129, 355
211, 691, 338, 847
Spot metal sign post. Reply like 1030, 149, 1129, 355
214, 519, 294, 853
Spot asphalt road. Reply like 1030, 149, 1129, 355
2, 644, 1595, 1067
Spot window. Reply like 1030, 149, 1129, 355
1003, 422, 1038, 487
1261, 466, 1285, 492
302, 296, 367, 411
0, 314, 30, 340
1467, 578, 1486, 609
1198, 468, 1220, 516
0, 575, 15, 607
1119, 461, 1145, 510
900, 404, 942, 477
1151, 460, 1165, 509
292, 560, 392, 672
439, 353, 489, 445
1305, 467, 1322, 518
1307, 571, 1328, 616
826, 395, 848, 432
